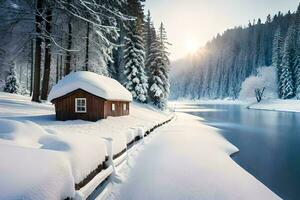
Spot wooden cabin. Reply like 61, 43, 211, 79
48, 71, 133, 121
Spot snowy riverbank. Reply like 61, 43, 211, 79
169, 99, 244, 106
0, 92, 172, 199
247, 99, 300, 113
102, 112, 280, 200
170, 98, 300, 113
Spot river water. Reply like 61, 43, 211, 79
175, 103, 300, 200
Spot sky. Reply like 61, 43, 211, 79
145, 0, 300, 61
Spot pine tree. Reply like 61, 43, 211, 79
294, 31, 300, 99
280, 26, 295, 99
4, 62, 20, 94
148, 23, 170, 109
144, 11, 156, 74
272, 27, 283, 97
110, 0, 145, 83
294, 5, 300, 99
294, 50, 300, 99
127, 0, 145, 32
123, 22, 148, 103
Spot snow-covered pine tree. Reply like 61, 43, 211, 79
280, 25, 295, 99
272, 27, 283, 97
148, 23, 170, 109
144, 11, 152, 59
144, 11, 156, 75
294, 49, 300, 99
123, 22, 148, 103
293, 8, 300, 99
294, 30, 300, 99
4, 62, 20, 94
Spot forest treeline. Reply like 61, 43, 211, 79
0, 0, 170, 108
171, 4, 300, 100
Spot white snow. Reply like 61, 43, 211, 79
0, 91, 286, 200
48, 71, 133, 102
168, 99, 245, 107
0, 119, 108, 196
248, 99, 300, 113
170, 98, 300, 113
78, 166, 114, 199
0, 143, 74, 200
0, 92, 171, 199
103, 113, 280, 200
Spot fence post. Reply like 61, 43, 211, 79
102, 137, 116, 175
137, 127, 145, 144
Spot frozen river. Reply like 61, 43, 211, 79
176, 103, 300, 200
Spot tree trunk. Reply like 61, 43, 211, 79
30, 39, 34, 96
85, 22, 90, 71
26, 63, 29, 90
60, 54, 63, 79
41, 8, 53, 101
56, 54, 59, 83
65, 19, 72, 75
74, 54, 77, 72
19, 64, 22, 85
32, 0, 43, 102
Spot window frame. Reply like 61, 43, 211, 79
123, 103, 127, 111
112, 103, 116, 111
75, 98, 87, 113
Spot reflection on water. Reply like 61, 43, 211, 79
176, 103, 300, 200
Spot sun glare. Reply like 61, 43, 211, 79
185, 39, 199, 54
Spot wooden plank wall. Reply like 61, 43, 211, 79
54, 89, 105, 121
104, 101, 130, 118
53, 89, 130, 121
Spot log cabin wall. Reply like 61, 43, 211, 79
104, 101, 130, 118
52, 89, 130, 121
53, 89, 105, 121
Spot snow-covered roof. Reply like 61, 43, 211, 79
48, 71, 133, 102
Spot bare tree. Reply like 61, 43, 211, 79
255, 87, 265, 102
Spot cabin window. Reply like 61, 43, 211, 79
75, 98, 87, 113
112, 103, 116, 111
123, 103, 127, 111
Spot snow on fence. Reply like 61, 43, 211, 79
75, 115, 175, 199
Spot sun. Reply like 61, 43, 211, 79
185, 39, 199, 54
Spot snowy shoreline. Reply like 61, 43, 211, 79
103, 112, 281, 200
170, 98, 300, 113
247, 99, 300, 113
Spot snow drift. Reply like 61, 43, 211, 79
0, 143, 74, 200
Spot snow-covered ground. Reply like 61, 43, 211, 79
0, 92, 290, 199
102, 112, 280, 200
0, 92, 171, 199
248, 99, 300, 113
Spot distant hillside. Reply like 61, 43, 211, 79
171, 4, 300, 100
